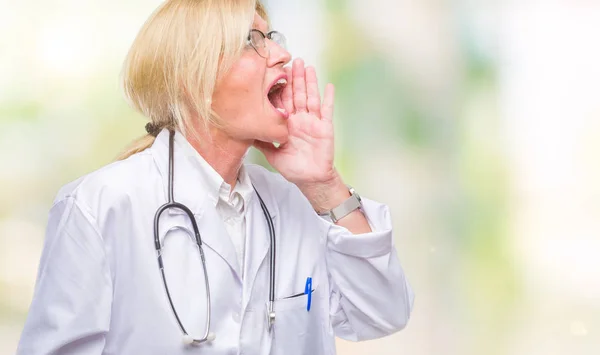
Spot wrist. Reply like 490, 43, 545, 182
297, 172, 350, 214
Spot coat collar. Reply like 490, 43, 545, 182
150, 129, 277, 218
150, 128, 279, 280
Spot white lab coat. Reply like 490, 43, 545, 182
17, 130, 414, 355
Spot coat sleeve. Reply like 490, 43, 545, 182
17, 196, 112, 354
322, 197, 414, 341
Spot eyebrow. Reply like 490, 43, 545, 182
251, 23, 270, 33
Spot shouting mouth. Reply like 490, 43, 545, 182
267, 77, 289, 118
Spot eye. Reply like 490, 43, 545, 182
247, 30, 268, 58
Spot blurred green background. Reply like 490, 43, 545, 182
1, 1, 599, 354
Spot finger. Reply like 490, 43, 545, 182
281, 66, 294, 114
292, 58, 307, 112
305, 66, 321, 117
321, 83, 335, 121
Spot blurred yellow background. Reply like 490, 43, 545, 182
1, 0, 599, 354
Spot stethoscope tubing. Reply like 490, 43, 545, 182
153, 130, 276, 345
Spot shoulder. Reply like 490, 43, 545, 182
245, 164, 295, 197
244, 163, 313, 212
54, 150, 156, 216
245, 163, 290, 189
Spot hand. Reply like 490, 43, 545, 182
253, 58, 337, 186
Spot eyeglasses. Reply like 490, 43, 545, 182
247, 29, 286, 58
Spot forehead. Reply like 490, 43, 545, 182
252, 13, 269, 32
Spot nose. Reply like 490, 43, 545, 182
267, 41, 291, 67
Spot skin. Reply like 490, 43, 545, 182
187, 13, 371, 233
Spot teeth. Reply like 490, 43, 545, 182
269, 79, 288, 94
277, 108, 287, 114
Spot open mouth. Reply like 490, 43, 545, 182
267, 77, 288, 117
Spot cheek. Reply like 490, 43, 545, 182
212, 58, 266, 117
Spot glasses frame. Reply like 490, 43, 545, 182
247, 29, 286, 58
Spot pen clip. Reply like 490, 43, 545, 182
304, 277, 312, 312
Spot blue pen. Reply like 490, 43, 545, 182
305, 277, 312, 311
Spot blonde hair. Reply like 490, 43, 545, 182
117, 0, 269, 160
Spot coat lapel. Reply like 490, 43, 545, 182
242, 173, 279, 312
196, 198, 241, 278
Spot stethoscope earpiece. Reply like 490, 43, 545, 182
182, 332, 216, 346
182, 334, 194, 345
206, 332, 216, 342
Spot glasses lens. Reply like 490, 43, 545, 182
268, 31, 286, 50
249, 30, 267, 57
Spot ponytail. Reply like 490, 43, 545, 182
115, 134, 156, 161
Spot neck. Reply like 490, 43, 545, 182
185, 126, 251, 189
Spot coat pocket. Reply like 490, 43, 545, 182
271, 283, 325, 355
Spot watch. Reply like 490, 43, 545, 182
319, 185, 362, 223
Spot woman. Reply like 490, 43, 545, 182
17, 0, 414, 354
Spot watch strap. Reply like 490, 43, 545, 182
320, 186, 362, 223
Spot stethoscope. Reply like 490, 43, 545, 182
153, 130, 276, 346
